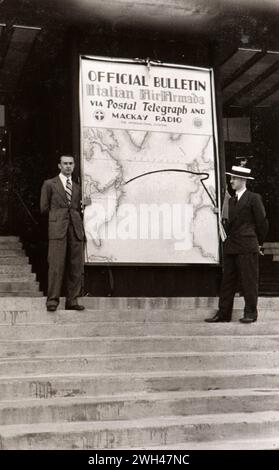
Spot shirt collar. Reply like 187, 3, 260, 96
236, 187, 246, 200
59, 173, 72, 184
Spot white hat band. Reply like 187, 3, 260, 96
231, 165, 251, 174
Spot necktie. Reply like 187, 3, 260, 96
65, 178, 72, 206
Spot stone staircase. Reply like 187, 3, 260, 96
263, 242, 279, 260
259, 243, 279, 295
0, 296, 279, 449
0, 236, 42, 297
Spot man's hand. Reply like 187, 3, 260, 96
83, 197, 92, 207
259, 246, 264, 256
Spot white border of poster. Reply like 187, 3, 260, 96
79, 55, 221, 265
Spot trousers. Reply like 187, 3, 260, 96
47, 222, 83, 307
218, 253, 259, 320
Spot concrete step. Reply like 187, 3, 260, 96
1, 410, 279, 449
0, 266, 32, 275
0, 292, 43, 297
1, 307, 279, 325
0, 282, 40, 293
0, 257, 29, 265
0, 237, 20, 243
0, 297, 46, 310
0, 308, 216, 325
1, 369, 279, 401
0, 250, 25, 256
262, 247, 279, 252
0, 293, 278, 450
1, 296, 279, 310
0, 242, 22, 249
1, 389, 279, 426
0, 275, 36, 282
136, 436, 279, 450
2, 321, 279, 339
81, 296, 279, 310
1, 351, 279, 376
2, 334, 279, 358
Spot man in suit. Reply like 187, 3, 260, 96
40, 155, 85, 312
205, 164, 268, 323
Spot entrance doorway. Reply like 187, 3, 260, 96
220, 48, 279, 294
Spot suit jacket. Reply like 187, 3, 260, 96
224, 190, 268, 254
40, 176, 84, 240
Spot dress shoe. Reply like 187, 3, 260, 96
65, 304, 85, 311
47, 305, 57, 312
205, 313, 230, 323
239, 317, 256, 324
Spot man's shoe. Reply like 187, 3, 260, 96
205, 313, 230, 323
239, 317, 256, 324
47, 305, 57, 312
65, 304, 85, 311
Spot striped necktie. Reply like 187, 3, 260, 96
65, 178, 72, 206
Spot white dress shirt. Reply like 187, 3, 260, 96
59, 173, 72, 191
235, 187, 246, 201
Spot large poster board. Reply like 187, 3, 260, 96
79, 56, 221, 264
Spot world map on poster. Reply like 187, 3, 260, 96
80, 57, 220, 264
82, 127, 219, 264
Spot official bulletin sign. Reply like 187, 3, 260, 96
79, 55, 221, 264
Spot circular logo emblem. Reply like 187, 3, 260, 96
193, 117, 203, 128
94, 110, 105, 121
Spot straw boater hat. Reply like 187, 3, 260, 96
225, 165, 254, 180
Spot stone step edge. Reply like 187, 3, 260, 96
121, 436, 279, 450
0, 280, 36, 284
0, 294, 43, 297
2, 323, 279, 336
1, 410, 279, 437
2, 295, 279, 300
1, 315, 279, 327
0, 283, 40, 288
1, 350, 279, 364
1, 333, 279, 345
0, 278, 39, 282
3, 303, 211, 310
1, 367, 279, 382
1, 388, 279, 409
1, 314, 279, 325
1, 296, 279, 308
0, 307, 278, 314
0, 252, 25, 255
2, 313, 279, 323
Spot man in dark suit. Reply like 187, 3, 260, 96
40, 155, 85, 312
205, 164, 268, 324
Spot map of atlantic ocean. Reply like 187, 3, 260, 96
82, 127, 219, 264
80, 57, 220, 264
